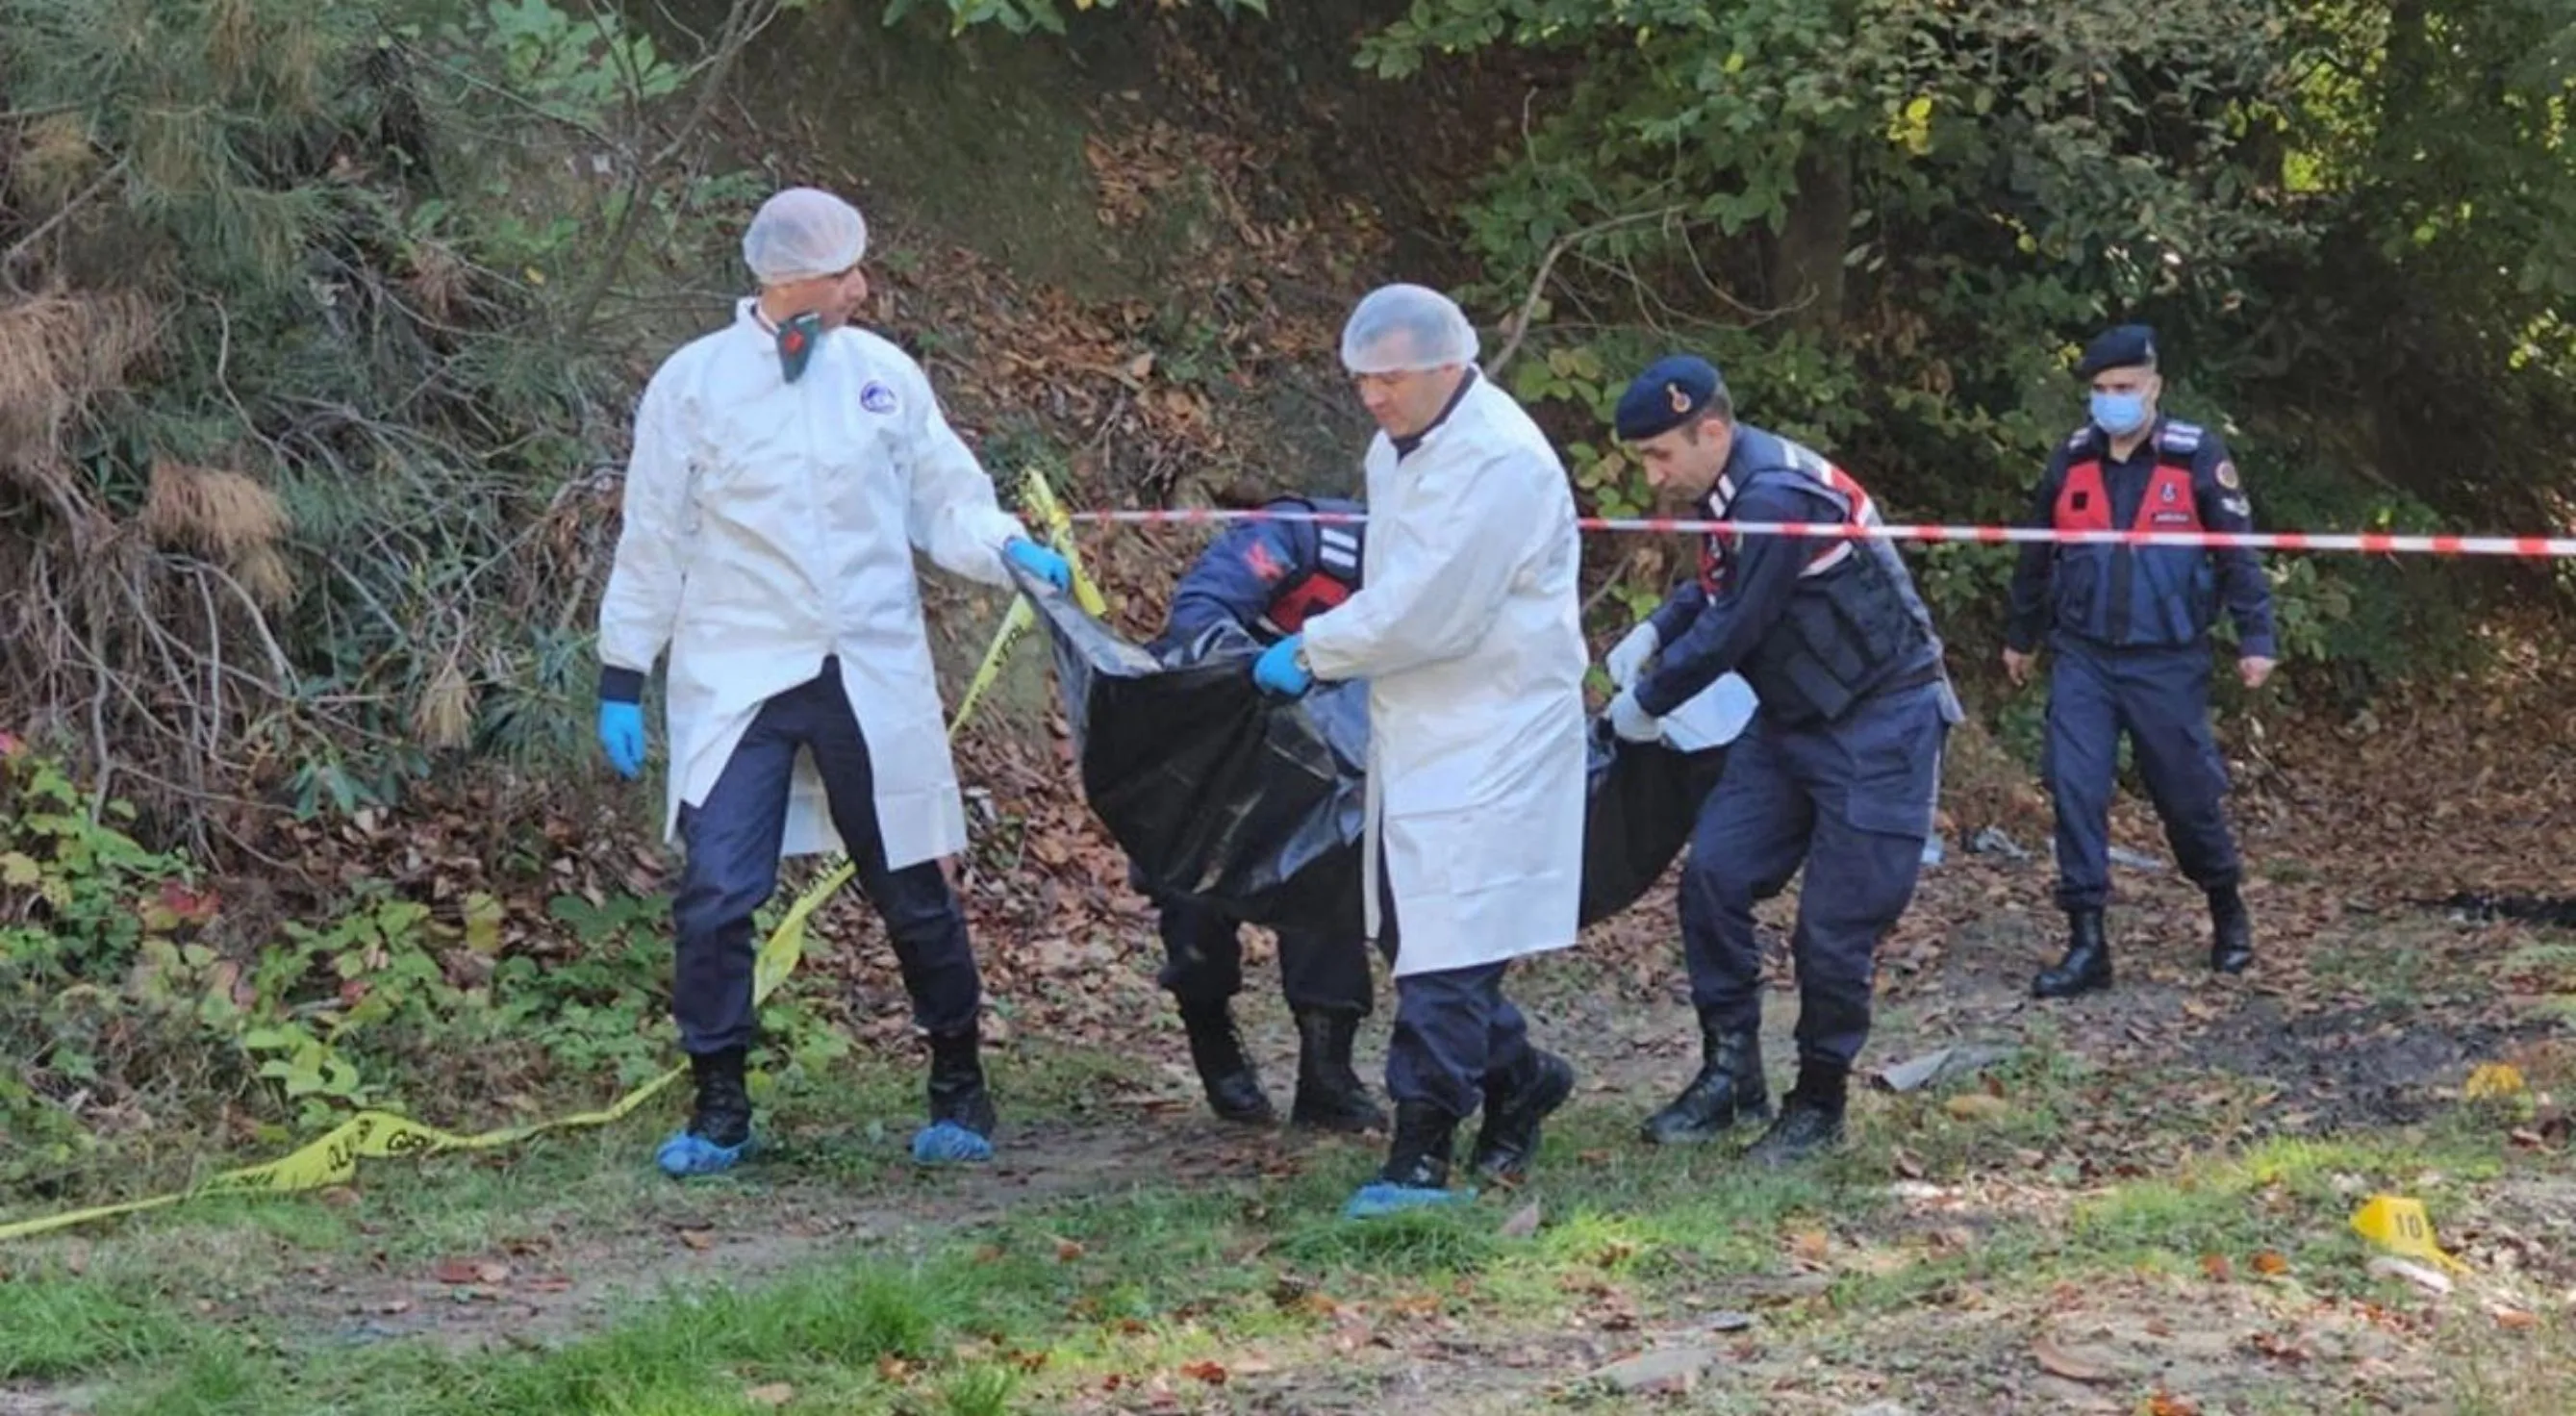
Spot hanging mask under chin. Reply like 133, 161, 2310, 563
774, 311, 823, 383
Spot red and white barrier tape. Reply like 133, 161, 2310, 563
1063, 507, 2576, 558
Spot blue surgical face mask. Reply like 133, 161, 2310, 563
2090, 391, 2150, 435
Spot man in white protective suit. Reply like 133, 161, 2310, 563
1250, 284, 1587, 1219
595, 188, 1073, 1179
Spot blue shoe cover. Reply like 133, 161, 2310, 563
910, 1121, 994, 1165
1342, 1181, 1475, 1219
656, 1128, 750, 1178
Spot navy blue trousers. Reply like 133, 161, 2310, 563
1154, 895, 1374, 1017
670, 663, 981, 1055
2043, 641, 2241, 912
1375, 871, 1534, 1120
1678, 681, 1948, 1072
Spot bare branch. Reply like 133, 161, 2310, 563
172, 556, 296, 685
1580, 548, 1639, 620
414, 53, 620, 149
567, 0, 790, 337
1484, 204, 1692, 380
1, 157, 130, 279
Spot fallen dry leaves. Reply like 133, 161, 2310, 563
1944, 1092, 2012, 1123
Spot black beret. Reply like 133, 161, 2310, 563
2076, 323, 2159, 379
1615, 354, 1728, 442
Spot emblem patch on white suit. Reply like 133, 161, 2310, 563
860, 381, 898, 415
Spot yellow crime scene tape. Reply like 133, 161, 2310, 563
947, 465, 1110, 727
0, 473, 1105, 1245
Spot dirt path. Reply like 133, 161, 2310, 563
224, 861, 2537, 1357
18, 852, 2565, 1416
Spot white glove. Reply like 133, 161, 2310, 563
1605, 621, 1660, 688
1608, 688, 1663, 744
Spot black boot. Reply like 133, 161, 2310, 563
1471, 1049, 1576, 1181
1180, 1000, 1275, 1125
915, 1024, 997, 1162
2209, 887, 2254, 974
1641, 1029, 1770, 1145
2033, 909, 2112, 999
689, 1047, 752, 1146
1745, 1066, 1847, 1167
1376, 1101, 1459, 1191
1339, 1100, 1472, 1220
1290, 1009, 1386, 1133
656, 1046, 752, 1177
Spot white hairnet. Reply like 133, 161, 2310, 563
1340, 283, 1479, 374
741, 188, 869, 285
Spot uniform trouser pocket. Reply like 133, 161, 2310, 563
1840, 690, 1945, 842
1795, 690, 1945, 1070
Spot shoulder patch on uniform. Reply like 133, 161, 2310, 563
2214, 459, 2240, 490
1244, 540, 1285, 582
2221, 494, 2251, 518
859, 380, 898, 415
2158, 419, 2204, 454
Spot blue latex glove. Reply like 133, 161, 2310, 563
1607, 687, 1662, 745
1003, 537, 1073, 592
1253, 634, 1314, 697
598, 701, 646, 779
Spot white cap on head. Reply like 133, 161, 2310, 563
1340, 283, 1478, 375
742, 187, 869, 286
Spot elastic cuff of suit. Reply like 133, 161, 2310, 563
598, 666, 646, 704
2240, 641, 2277, 661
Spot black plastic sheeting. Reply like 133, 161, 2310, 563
1020, 571, 1729, 937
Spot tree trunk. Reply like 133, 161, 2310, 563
1769, 141, 1855, 340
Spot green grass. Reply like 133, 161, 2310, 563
2069, 1174, 2281, 1259
12, 979, 2572, 1416
5, 1034, 1166, 1285
26, 1103, 1856, 1412
0, 1271, 189, 1380
2308, 936, 2438, 1004
14, 1106, 2558, 1416
109, 1261, 970, 1416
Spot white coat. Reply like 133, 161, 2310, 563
598, 299, 1029, 868
1300, 373, 1588, 976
